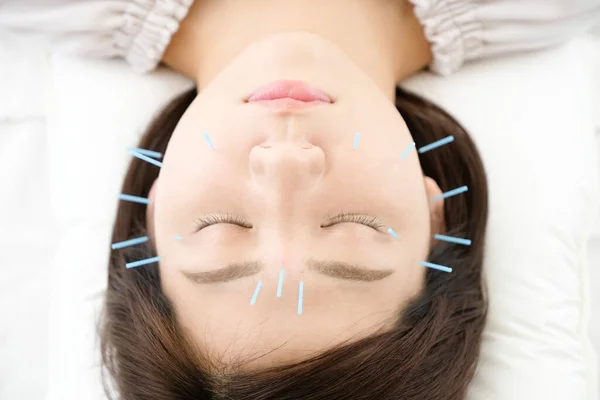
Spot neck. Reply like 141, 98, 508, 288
163, 0, 431, 101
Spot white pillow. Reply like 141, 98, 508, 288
46, 37, 599, 400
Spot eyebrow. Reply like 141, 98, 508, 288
182, 259, 394, 284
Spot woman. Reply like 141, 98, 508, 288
3, 1, 599, 399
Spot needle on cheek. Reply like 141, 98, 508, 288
128, 147, 163, 159
111, 236, 149, 250
277, 269, 285, 298
129, 149, 164, 168
119, 194, 151, 205
433, 185, 468, 201
203, 131, 215, 150
419, 260, 452, 273
418, 135, 454, 154
353, 132, 360, 149
126, 256, 162, 269
434, 234, 471, 246
400, 142, 415, 160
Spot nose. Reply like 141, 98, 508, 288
249, 142, 326, 193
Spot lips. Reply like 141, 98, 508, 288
247, 80, 332, 103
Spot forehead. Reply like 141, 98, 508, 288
169, 265, 419, 369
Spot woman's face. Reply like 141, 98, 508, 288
148, 32, 444, 369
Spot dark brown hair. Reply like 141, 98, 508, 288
101, 86, 488, 400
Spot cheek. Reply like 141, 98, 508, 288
159, 110, 249, 203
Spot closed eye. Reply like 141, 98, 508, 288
321, 212, 386, 231
194, 213, 253, 232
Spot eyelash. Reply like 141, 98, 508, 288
193, 212, 385, 231
322, 212, 385, 230
194, 213, 253, 231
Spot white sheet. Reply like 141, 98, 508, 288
588, 32, 600, 397
0, 37, 53, 399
